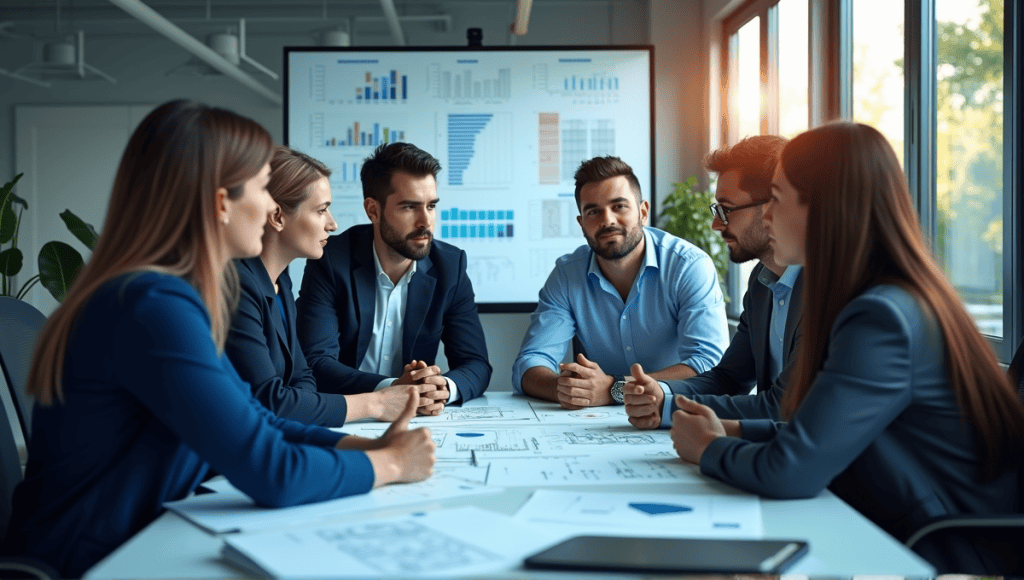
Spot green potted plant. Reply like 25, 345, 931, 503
659, 175, 729, 300
0, 173, 99, 302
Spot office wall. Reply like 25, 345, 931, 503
0, 0, 708, 393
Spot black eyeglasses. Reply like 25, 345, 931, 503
709, 201, 768, 225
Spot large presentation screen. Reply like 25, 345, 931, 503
284, 46, 654, 311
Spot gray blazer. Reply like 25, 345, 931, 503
699, 284, 1019, 541
665, 262, 803, 420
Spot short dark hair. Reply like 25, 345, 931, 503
702, 135, 788, 202
360, 142, 441, 206
573, 156, 642, 210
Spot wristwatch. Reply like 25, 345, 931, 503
610, 376, 628, 404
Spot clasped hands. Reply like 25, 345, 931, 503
392, 359, 449, 416
555, 353, 616, 409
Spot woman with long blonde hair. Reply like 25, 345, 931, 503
1, 101, 434, 577
633, 121, 1022, 568
225, 146, 412, 425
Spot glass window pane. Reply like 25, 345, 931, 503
936, 0, 1004, 337
852, 0, 905, 169
734, 16, 761, 140
778, 0, 809, 138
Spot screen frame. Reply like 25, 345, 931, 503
283, 44, 656, 313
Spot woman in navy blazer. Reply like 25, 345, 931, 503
1, 101, 435, 577
637, 122, 1023, 560
225, 147, 411, 426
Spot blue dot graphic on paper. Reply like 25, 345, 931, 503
456, 433, 485, 438
629, 502, 693, 516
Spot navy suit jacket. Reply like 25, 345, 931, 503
1, 273, 372, 578
699, 285, 1020, 542
666, 262, 803, 420
225, 258, 349, 426
296, 224, 491, 400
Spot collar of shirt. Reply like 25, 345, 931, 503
586, 227, 658, 294
757, 263, 802, 292
372, 243, 417, 289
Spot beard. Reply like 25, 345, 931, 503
380, 215, 432, 261
723, 218, 771, 264
584, 223, 644, 261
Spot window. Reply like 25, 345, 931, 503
853, 0, 906, 168
778, 0, 810, 138
717, 0, 1020, 358
935, 0, 1004, 338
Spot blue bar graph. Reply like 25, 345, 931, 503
447, 113, 493, 186
563, 74, 619, 92
438, 206, 515, 241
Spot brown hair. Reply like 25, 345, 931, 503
779, 121, 1024, 480
360, 142, 440, 207
267, 146, 331, 214
28, 100, 274, 404
573, 156, 642, 210
703, 135, 788, 202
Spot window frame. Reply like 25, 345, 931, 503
718, 0, 1022, 360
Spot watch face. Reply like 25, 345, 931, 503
611, 381, 625, 403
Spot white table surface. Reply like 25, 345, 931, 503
85, 393, 935, 578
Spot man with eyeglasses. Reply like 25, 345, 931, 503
623, 135, 804, 428
512, 156, 729, 409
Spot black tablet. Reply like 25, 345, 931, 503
524, 535, 808, 574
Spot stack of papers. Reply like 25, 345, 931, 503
221, 506, 562, 578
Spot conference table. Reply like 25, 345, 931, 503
84, 393, 935, 578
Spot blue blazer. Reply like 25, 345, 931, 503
666, 262, 803, 420
699, 284, 1019, 541
1, 273, 373, 577
225, 258, 349, 426
296, 224, 492, 400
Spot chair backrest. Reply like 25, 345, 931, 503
0, 297, 47, 440
0, 368, 24, 542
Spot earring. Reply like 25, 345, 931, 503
222, 216, 229, 225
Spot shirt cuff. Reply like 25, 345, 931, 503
658, 381, 673, 428
445, 376, 461, 404
373, 377, 396, 392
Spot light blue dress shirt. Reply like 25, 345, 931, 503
659, 264, 802, 426
512, 227, 729, 394
359, 247, 461, 403
762, 264, 801, 382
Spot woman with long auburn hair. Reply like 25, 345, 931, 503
225, 146, 413, 425
1, 101, 435, 577
640, 121, 1022, 562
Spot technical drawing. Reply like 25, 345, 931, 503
317, 521, 499, 574
563, 431, 656, 445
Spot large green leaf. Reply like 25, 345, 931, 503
60, 210, 100, 250
0, 247, 23, 277
38, 241, 84, 303
0, 174, 22, 245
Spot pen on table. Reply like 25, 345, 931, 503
471, 450, 478, 467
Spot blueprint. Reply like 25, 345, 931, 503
221, 507, 562, 578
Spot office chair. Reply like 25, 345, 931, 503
0, 303, 58, 579
904, 338, 1024, 575
0, 296, 47, 441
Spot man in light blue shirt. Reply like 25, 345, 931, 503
623, 135, 803, 428
512, 156, 729, 408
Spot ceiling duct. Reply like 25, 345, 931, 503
107, 0, 281, 105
